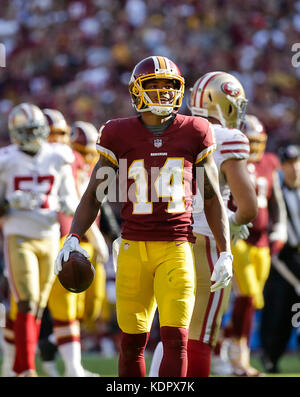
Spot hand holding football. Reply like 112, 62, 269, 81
58, 251, 95, 293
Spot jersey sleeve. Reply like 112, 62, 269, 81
52, 143, 75, 166
219, 129, 250, 161
194, 121, 217, 164
96, 120, 119, 167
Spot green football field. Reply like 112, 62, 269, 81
1, 351, 299, 377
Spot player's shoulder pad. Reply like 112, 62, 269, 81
0, 143, 17, 154
50, 142, 75, 165
97, 119, 113, 144
188, 114, 210, 130
214, 125, 249, 145
0, 144, 17, 165
215, 126, 249, 160
97, 117, 136, 140
183, 115, 213, 142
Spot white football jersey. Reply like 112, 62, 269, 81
193, 124, 250, 237
0, 142, 77, 239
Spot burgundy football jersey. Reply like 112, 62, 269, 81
96, 114, 216, 242
246, 152, 280, 247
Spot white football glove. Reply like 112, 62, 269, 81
54, 235, 90, 275
228, 212, 253, 245
7, 190, 39, 210
210, 252, 233, 292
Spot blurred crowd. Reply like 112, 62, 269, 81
0, 0, 300, 151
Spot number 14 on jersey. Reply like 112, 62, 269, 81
128, 157, 187, 214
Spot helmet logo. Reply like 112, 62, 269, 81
221, 82, 240, 97
153, 138, 162, 148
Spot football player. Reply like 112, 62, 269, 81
149, 72, 258, 377
222, 114, 287, 376
55, 56, 233, 377
0, 103, 78, 377
42, 111, 108, 377
260, 145, 300, 373
70, 121, 109, 330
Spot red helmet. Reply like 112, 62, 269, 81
43, 108, 70, 144
242, 114, 267, 161
129, 56, 185, 116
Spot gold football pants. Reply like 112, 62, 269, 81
116, 239, 196, 334
4, 235, 59, 309
188, 233, 231, 347
231, 239, 271, 309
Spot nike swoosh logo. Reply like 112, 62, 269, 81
175, 242, 185, 246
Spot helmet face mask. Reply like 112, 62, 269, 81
188, 72, 248, 129
129, 56, 185, 116
8, 103, 50, 154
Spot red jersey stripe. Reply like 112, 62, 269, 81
222, 141, 249, 145
199, 236, 215, 342
220, 149, 249, 154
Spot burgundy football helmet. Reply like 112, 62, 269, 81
129, 56, 185, 116
242, 114, 267, 161
43, 108, 70, 144
70, 121, 99, 165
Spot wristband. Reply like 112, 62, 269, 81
70, 233, 81, 241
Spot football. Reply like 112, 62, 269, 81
58, 251, 95, 293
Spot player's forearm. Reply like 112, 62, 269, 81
232, 186, 258, 225
204, 195, 231, 253
234, 204, 257, 226
222, 159, 258, 225
70, 155, 118, 239
69, 191, 101, 239
198, 154, 231, 252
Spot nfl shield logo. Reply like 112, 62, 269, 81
154, 139, 162, 148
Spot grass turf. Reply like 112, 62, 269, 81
1, 351, 299, 377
